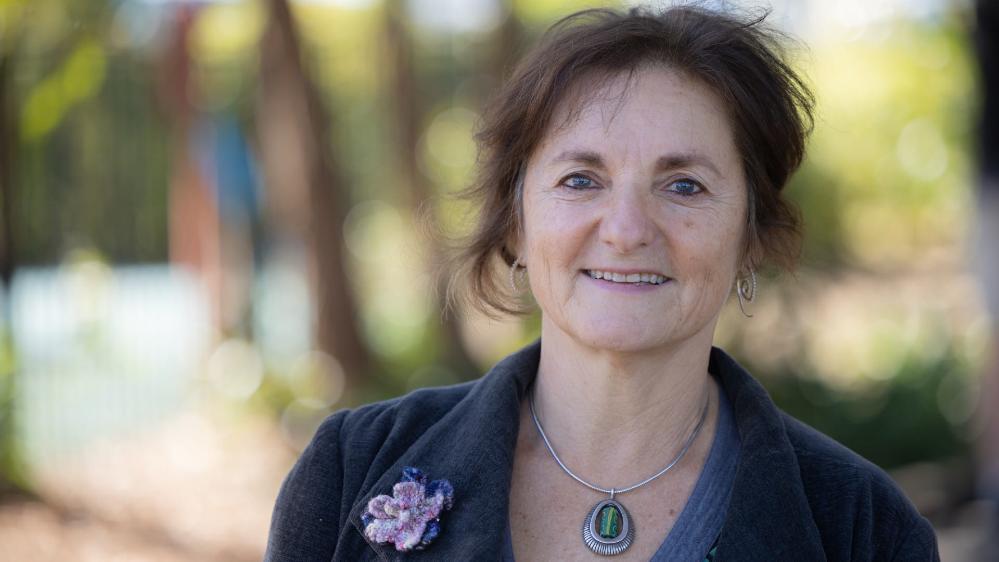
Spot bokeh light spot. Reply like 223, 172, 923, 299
896, 117, 948, 182
205, 339, 265, 401
287, 350, 345, 407
61, 39, 107, 103
280, 398, 328, 452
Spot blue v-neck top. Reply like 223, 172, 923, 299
501, 382, 741, 562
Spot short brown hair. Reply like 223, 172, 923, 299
447, 5, 814, 317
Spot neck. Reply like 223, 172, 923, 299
529, 320, 717, 488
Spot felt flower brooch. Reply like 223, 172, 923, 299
361, 467, 455, 552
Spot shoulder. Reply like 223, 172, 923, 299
780, 413, 939, 561
328, 380, 478, 461
780, 411, 917, 518
308, 379, 480, 488
710, 346, 938, 560
264, 381, 481, 562
268, 340, 539, 557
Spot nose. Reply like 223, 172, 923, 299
599, 188, 655, 254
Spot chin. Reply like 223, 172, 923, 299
571, 328, 668, 355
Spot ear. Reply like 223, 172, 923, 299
504, 194, 526, 265
500, 231, 522, 266
502, 233, 524, 266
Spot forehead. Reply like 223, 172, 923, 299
533, 66, 738, 165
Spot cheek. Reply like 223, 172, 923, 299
520, 208, 560, 293
670, 215, 743, 281
518, 200, 542, 258
524, 200, 586, 262
528, 224, 580, 297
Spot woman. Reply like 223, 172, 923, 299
265, 6, 939, 561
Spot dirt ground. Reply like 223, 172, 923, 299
0, 408, 296, 562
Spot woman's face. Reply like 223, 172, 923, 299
518, 66, 748, 354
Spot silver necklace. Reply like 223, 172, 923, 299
528, 387, 710, 556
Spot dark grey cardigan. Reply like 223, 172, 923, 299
265, 341, 939, 561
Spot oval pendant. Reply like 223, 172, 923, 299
581, 499, 634, 556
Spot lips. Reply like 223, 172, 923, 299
585, 269, 668, 285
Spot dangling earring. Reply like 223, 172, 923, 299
509, 259, 526, 292
736, 268, 757, 318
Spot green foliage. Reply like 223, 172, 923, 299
513, 0, 621, 26
0, 330, 30, 493
762, 349, 971, 470
796, 20, 974, 269
10, 0, 170, 264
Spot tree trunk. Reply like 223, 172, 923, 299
0, 45, 29, 497
256, 0, 370, 384
491, 0, 523, 88
0, 51, 13, 289
383, 0, 477, 376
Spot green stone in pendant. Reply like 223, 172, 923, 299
597, 505, 622, 539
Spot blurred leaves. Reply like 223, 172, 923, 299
190, 2, 263, 65
0, 330, 30, 494
766, 349, 971, 469
8, 0, 168, 265
797, 20, 974, 269
21, 38, 106, 141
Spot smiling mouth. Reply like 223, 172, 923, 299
585, 269, 669, 285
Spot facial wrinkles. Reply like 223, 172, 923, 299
544, 109, 734, 206
679, 260, 721, 329
522, 193, 580, 308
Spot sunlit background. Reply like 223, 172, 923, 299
0, 0, 994, 559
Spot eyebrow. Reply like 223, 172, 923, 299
549, 149, 722, 177
551, 150, 605, 167
655, 153, 721, 177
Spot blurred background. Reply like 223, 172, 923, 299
0, 0, 995, 559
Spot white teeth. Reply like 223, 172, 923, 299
587, 270, 667, 285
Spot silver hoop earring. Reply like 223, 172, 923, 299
509, 259, 525, 292
736, 268, 757, 318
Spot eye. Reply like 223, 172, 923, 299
559, 173, 597, 190
668, 178, 703, 197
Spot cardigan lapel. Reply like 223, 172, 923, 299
345, 341, 541, 561
710, 348, 827, 561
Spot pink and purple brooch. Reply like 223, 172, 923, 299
361, 467, 455, 552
